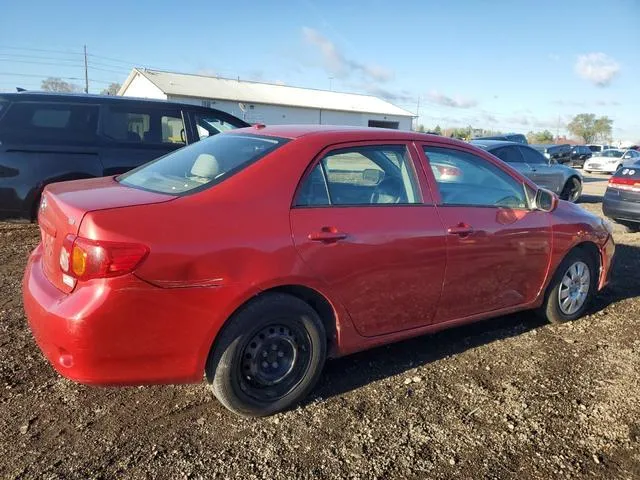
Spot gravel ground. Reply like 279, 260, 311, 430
1, 199, 639, 479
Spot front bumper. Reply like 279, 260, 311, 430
22, 245, 243, 385
583, 162, 618, 173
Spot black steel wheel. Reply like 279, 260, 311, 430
560, 177, 582, 203
206, 293, 326, 417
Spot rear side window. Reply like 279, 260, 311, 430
0, 102, 99, 144
118, 134, 285, 195
295, 145, 420, 206
102, 107, 185, 145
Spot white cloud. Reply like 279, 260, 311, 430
426, 90, 478, 109
302, 27, 393, 82
575, 53, 620, 87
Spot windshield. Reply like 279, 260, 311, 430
118, 134, 285, 195
600, 150, 624, 158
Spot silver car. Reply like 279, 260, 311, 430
470, 140, 583, 202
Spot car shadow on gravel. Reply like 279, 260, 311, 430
308, 311, 548, 404
590, 243, 640, 313
308, 243, 640, 404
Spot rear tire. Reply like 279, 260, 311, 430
206, 293, 327, 417
538, 249, 598, 324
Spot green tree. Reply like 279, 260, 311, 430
433, 125, 442, 135
415, 124, 425, 133
100, 82, 121, 96
527, 130, 554, 144
41, 77, 81, 93
567, 113, 613, 143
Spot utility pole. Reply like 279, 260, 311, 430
328, 77, 333, 91
556, 115, 560, 140
415, 96, 420, 131
83, 45, 89, 94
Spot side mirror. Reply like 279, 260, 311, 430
534, 188, 558, 212
362, 168, 384, 185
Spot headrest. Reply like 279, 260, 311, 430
191, 153, 220, 179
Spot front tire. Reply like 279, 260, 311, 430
539, 249, 597, 324
206, 293, 327, 417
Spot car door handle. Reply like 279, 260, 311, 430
309, 227, 348, 243
447, 224, 474, 236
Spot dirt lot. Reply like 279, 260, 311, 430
1, 193, 639, 479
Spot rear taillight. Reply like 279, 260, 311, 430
608, 177, 640, 192
59, 235, 149, 284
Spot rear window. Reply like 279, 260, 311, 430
118, 134, 285, 195
0, 102, 99, 144
588, 145, 602, 153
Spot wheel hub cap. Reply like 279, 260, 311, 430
558, 261, 590, 315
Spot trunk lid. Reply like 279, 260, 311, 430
38, 176, 174, 293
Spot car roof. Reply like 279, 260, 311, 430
468, 139, 521, 150
232, 124, 470, 144
0, 91, 215, 110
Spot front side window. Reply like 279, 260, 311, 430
519, 146, 548, 164
119, 134, 285, 195
424, 146, 528, 209
194, 113, 242, 140
295, 145, 420, 206
492, 146, 524, 164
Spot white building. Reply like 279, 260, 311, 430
118, 69, 415, 130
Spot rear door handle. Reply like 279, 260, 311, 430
309, 227, 347, 243
447, 224, 474, 236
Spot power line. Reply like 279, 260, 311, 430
0, 45, 83, 56
0, 72, 115, 85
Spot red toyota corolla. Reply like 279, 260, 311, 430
23, 125, 615, 416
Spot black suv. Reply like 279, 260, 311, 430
0, 92, 249, 220
531, 144, 572, 164
569, 145, 592, 168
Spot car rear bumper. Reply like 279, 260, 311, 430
583, 163, 617, 173
603, 196, 640, 224
23, 245, 242, 385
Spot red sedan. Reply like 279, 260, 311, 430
23, 125, 615, 416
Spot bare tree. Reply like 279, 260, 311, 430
41, 77, 82, 93
100, 83, 122, 96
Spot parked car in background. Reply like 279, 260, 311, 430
23, 126, 615, 416
531, 144, 572, 165
586, 144, 613, 154
473, 133, 528, 144
603, 164, 640, 232
0, 92, 249, 220
569, 145, 592, 168
583, 149, 640, 174
470, 140, 583, 202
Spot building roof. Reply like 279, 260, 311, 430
119, 68, 415, 118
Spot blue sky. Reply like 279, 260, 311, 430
1, 0, 639, 140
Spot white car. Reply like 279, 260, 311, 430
583, 149, 640, 174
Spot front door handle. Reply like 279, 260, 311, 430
309, 227, 348, 243
447, 223, 474, 236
